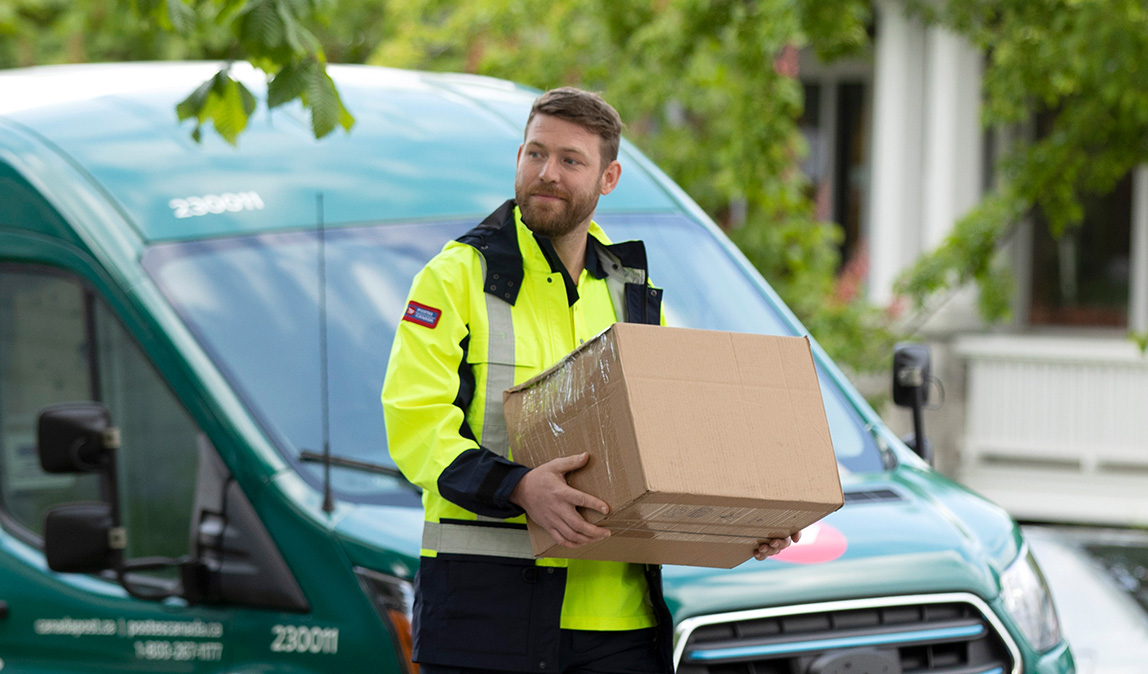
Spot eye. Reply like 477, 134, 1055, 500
563, 157, 582, 166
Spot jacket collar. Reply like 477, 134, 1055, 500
456, 199, 638, 306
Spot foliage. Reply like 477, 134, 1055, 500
897, 0, 1148, 322
372, 0, 897, 374
0, 0, 353, 143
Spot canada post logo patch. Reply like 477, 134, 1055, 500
403, 301, 442, 328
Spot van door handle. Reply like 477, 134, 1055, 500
0, 600, 8, 619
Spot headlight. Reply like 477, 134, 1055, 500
355, 566, 417, 673
999, 546, 1062, 652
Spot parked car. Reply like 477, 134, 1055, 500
1025, 525, 1148, 674
0, 61, 1074, 673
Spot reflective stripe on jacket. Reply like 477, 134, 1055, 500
382, 200, 672, 672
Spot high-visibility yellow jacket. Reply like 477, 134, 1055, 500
382, 200, 671, 672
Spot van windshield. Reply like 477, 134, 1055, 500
143, 214, 884, 504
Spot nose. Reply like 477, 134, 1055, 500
538, 155, 560, 183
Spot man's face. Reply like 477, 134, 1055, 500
515, 114, 621, 239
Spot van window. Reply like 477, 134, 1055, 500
0, 268, 199, 561
143, 223, 444, 506
142, 215, 884, 506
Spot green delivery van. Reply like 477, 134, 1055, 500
0, 62, 1074, 674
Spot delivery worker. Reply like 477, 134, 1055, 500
382, 87, 797, 674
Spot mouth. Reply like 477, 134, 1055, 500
530, 191, 567, 203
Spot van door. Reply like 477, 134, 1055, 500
0, 265, 232, 672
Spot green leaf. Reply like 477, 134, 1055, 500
266, 58, 311, 108
175, 69, 254, 145
175, 77, 214, 121
337, 95, 355, 132
238, 80, 257, 116
276, 0, 322, 55
204, 76, 251, 144
303, 64, 339, 137
239, 0, 284, 52
214, 0, 250, 26
165, 0, 195, 34
295, 62, 354, 137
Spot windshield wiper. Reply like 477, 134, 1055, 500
299, 450, 421, 494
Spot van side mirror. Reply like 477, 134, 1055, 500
34, 403, 300, 608
38, 402, 120, 474
37, 402, 133, 581
892, 342, 932, 464
43, 502, 121, 574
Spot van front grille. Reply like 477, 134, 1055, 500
675, 594, 1017, 674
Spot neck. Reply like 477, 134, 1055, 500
550, 223, 590, 280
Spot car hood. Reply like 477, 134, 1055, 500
662, 466, 1024, 620
333, 496, 425, 580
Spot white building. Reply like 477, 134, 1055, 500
800, 0, 1148, 525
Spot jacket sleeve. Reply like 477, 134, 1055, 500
382, 248, 528, 519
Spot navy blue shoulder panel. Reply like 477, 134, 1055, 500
456, 199, 524, 305
601, 239, 648, 273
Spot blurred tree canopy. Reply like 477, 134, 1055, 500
897, 0, 1148, 329
0, 0, 355, 141
0, 0, 896, 374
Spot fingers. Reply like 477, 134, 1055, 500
544, 512, 608, 548
753, 536, 796, 561
550, 517, 610, 548
547, 526, 573, 549
547, 452, 591, 475
532, 453, 610, 516
517, 453, 613, 549
570, 487, 610, 516
523, 481, 610, 548
548, 453, 609, 514
562, 514, 610, 545
753, 542, 776, 561
551, 493, 610, 545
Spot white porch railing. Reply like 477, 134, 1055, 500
954, 334, 1148, 525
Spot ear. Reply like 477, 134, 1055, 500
599, 160, 622, 196
516, 143, 524, 165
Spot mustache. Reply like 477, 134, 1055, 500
530, 187, 569, 200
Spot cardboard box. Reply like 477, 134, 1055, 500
502, 323, 843, 568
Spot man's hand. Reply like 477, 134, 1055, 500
510, 452, 611, 549
753, 530, 802, 561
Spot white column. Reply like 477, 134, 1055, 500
922, 27, 984, 250
868, 0, 927, 305
1131, 166, 1148, 333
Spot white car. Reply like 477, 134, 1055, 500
1024, 525, 1148, 674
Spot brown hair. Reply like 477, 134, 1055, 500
526, 87, 623, 170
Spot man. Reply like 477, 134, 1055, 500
382, 87, 796, 674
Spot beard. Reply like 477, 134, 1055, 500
515, 177, 602, 239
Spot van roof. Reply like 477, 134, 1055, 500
0, 62, 677, 243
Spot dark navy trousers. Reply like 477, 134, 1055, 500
419, 628, 665, 674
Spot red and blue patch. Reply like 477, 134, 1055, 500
403, 301, 442, 329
